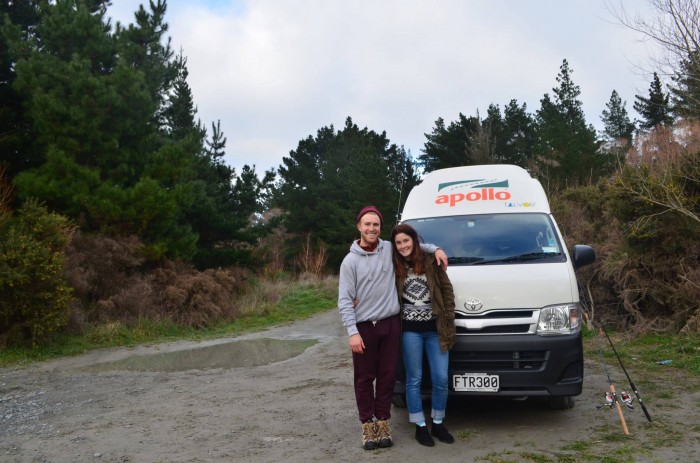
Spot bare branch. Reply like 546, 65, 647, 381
606, 0, 700, 76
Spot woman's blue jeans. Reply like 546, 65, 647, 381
401, 330, 449, 423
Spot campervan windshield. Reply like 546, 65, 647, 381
403, 213, 564, 265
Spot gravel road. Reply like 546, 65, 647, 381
1, 309, 698, 462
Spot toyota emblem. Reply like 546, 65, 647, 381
464, 299, 483, 312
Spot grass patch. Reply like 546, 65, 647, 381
519, 452, 553, 462
560, 440, 590, 452
476, 451, 518, 463
553, 455, 580, 463
583, 329, 700, 377
457, 428, 481, 440
0, 274, 339, 367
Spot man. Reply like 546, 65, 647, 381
337, 205, 447, 450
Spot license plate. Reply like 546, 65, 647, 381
453, 373, 500, 392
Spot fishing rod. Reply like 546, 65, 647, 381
575, 279, 650, 425
596, 327, 630, 435
600, 324, 653, 423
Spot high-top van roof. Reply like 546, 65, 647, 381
401, 164, 550, 220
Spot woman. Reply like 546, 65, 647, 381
391, 223, 457, 447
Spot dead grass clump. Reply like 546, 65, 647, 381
236, 278, 288, 317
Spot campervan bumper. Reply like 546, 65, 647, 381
395, 331, 583, 398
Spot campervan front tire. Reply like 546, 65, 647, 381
548, 395, 575, 410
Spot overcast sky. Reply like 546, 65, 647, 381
107, 0, 658, 175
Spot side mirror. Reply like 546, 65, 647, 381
573, 244, 595, 268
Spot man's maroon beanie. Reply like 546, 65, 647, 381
356, 205, 383, 227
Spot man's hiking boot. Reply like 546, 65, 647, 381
375, 419, 393, 448
431, 422, 455, 444
415, 424, 435, 446
361, 421, 378, 450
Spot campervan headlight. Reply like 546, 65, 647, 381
536, 304, 580, 335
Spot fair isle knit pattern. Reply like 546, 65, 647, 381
401, 271, 437, 322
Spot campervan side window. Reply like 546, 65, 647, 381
405, 213, 564, 263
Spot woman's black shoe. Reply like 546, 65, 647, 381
415, 424, 435, 446
431, 422, 455, 444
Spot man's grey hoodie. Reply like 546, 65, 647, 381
338, 239, 439, 337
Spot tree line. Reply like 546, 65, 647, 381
1, 0, 698, 345
1, 0, 275, 269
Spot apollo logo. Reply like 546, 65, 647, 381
435, 178, 511, 207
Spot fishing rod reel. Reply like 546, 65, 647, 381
619, 391, 635, 409
597, 390, 635, 409
597, 391, 615, 409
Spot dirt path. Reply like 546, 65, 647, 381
1, 310, 698, 462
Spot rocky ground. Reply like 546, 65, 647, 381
1, 309, 698, 462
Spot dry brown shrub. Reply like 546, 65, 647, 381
253, 223, 289, 276
602, 121, 700, 334
151, 264, 245, 328
63, 232, 249, 330
163, 285, 188, 308
0, 163, 12, 228
64, 231, 145, 302
294, 233, 328, 275
109, 277, 155, 319
674, 254, 700, 334
628, 120, 700, 169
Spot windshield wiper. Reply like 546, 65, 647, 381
472, 252, 562, 265
447, 256, 485, 264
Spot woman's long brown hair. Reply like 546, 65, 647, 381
390, 223, 426, 277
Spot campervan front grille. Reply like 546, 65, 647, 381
456, 324, 531, 334
454, 309, 538, 335
455, 311, 534, 319
450, 350, 547, 371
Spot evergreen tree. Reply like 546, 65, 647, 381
114, 0, 176, 131
601, 90, 635, 142
162, 52, 205, 142
0, 1, 42, 178
276, 117, 417, 268
4, 0, 266, 266
10, 0, 154, 184
634, 72, 673, 130
671, 50, 700, 119
206, 120, 227, 160
534, 59, 600, 188
501, 99, 536, 167
468, 108, 498, 165
419, 114, 480, 172
477, 102, 536, 167
233, 164, 276, 220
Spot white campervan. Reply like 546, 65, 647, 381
395, 164, 595, 409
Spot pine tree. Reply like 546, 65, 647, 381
601, 90, 635, 142
634, 72, 673, 130
0, 1, 42, 177
276, 117, 415, 267
534, 59, 600, 188
163, 53, 204, 142
115, 0, 176, 131
468, 108, 498, 165
419, 114, 480, 172
206, 120, 227, 161
671, 50, 700, 119
501, 99, 536, 167
477, 101, 536, 167
233, 165, 276, 220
